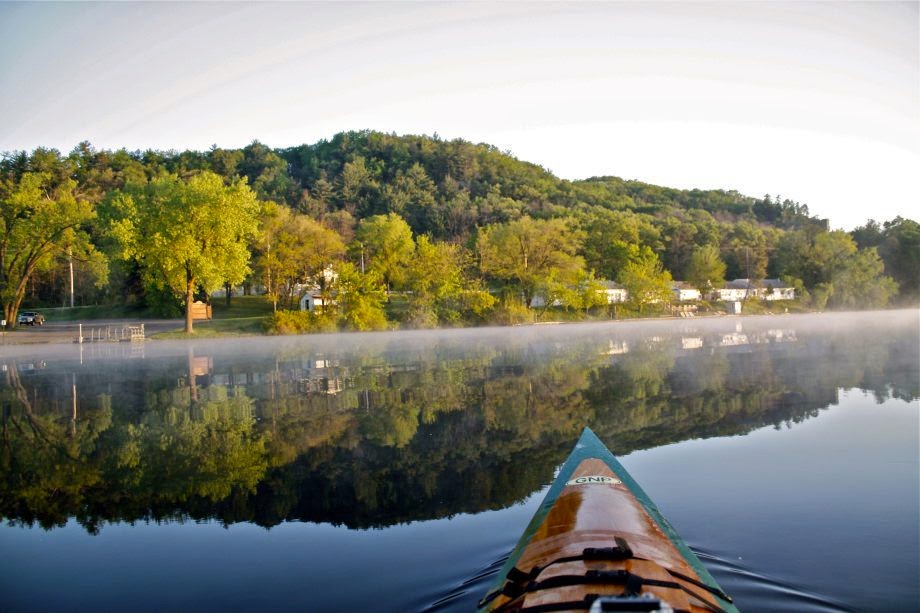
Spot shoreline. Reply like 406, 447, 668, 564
1, 307, 914, 348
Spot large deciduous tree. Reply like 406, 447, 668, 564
580, 209, 660, 282
402, 236, 495, 327
1, 171, 104, 327
877, 217, 920, 300
477, 216, 585, 308
685, 245, 727, 294
618, 247, 673, 313
723, 221, 771, 281
257, 204, 345, 310
354, 213, 415, 292
108, 172, 260, 333
775, 229, 898, 309
335, 262, 388, 331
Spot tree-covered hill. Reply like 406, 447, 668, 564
2, 130, 916, 329
279, 130, 822, 233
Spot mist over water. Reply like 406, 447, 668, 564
1, 311, 917, 611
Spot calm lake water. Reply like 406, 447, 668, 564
1, 311, 917, 612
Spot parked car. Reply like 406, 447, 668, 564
17, 311, 44, 326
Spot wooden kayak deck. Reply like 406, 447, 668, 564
479, 428, 738, 613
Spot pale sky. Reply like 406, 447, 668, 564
1, 1, 917, 229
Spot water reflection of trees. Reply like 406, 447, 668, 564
1, 320, 916, 533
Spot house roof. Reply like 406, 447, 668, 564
725, 278, 754, 289
721, 278, 793, 290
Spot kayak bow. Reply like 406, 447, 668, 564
479, 428, 738, 613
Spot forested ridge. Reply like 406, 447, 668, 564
2, 130, 916, 331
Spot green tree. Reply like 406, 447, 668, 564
404, 236, 463, 327
401, 236, 495, 326
238, 141, 297, 204
877, 217, 920, 300
257, 204, 345, 310
851, 219, 884, 250
339, 156, 380, 217
335, 261, 389, 330
475, 184, 524, 226
579, 209, 659, 281
1, 171, 105, 327
207, 146, 244, 180
354, 213, 415, 292
536, 268, 607, 317
685, 245, 726, 293
108, 172, 260, 332
775, 229, 898, 309
825, 247, 898, 309
386, 163, 438, 233
477, 216, 585, 308
618, 247, 673, 312
723, 221, 770, 281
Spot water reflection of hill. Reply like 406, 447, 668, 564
1, 315, 916, 532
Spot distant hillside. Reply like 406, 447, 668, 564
275, 130, 823, 232
3, 130, 916, 325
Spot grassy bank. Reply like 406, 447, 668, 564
37, 304, 154, 322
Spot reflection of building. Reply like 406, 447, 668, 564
766, 329, 797, 342
604, 340, 629, 355
298, 358, 343, 394
719, 333, 750, 347
681, 337, 703, 350
755, 329, 798, 343
189, 356, 213, 377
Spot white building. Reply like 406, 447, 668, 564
761, 279, 796, 301
600, 281, 629, 304
671, 282, 701, 302
298, 266, 339, 312
299, 293, 332, 312
711, 279, 756, 301
710, 279, 795, 302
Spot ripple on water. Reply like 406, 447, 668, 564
696, 549, 854, 613
422, 554, 508, 612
